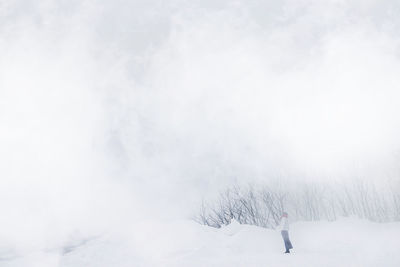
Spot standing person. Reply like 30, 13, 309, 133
278, 212, 293, 253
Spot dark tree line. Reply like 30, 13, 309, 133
195, 180, 400, 228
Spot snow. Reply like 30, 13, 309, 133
2, 218, 400, 267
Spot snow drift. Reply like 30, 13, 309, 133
2, 218, 400, 267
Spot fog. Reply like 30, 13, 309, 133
1, 0, 400, 254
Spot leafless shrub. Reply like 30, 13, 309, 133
195, 180, 400, 228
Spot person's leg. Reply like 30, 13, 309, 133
285, 231, 293, 250
281, 231, 290, 253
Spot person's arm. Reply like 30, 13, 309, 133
276, 217, 283, 231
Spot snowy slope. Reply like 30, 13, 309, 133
2, 218, 400, 267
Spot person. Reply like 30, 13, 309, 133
278, 212, 293, 253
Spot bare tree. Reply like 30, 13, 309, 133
196, 180, 400, 228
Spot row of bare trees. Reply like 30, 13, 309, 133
195, 180, 400, 228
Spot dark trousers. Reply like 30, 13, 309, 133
281, 230, 293, 251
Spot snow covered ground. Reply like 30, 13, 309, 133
2, 218, 400, 267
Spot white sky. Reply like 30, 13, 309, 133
1, 0, 400, 250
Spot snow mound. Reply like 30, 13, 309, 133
220, 219, 242, 236
2, 218, 400, 267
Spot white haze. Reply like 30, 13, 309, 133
1, 0, 400, 254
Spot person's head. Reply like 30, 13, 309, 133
282, 212, 288, 218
